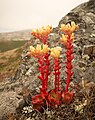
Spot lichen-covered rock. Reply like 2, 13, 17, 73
0, 91, 19, 118
82, 45, 95, 57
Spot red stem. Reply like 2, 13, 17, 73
44, 53, 50, 88
65, 34, 74, 92
39, 36, 48, 44
38, 56, 46, 94
38, 53, 50, 96
53, 58, 61, 92
37, 37, 49, 96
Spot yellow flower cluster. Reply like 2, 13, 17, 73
29, 44, 50, 56
31, 25, 52, 37
60, 33, 74, 45
50, 47, 61, 58
60, 21, 78, 34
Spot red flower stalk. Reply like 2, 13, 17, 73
39, 36, 48, 45
61, 35, 74, 103
48, 47, 61, 106
31, 25, 52, 44
32, 55, 49, 111
31, 26, 52, 97
44, 53, 50, 86
65, 34, 74, 92
38, 53, 50, 95
60, 21, 78, 103
38, 56, 48, 95
50, 47, 61, 92
32, 94, 46, 112
61, 91, 74, 104
48, 90, 61, 107
30, 25, 52, 111
53, 58, 61, 92
31, 55, 47, 109
28, 44, 50, 110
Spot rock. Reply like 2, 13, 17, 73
22, 87, 32, 105
86, 12, 95, 21
84, 67, 95, 82
93, 47, 95, 56
91, 61, 95, 67
73, 67, 83, 82
16, 99, 26, 114
79, 61, 87, 68
87, 0, 95, 10
0, 91, 19, 118
93, 25, 95, 30
90, 33, 95, 38
25, 67, 33, 76
16, 87, 32, 114
82, 15, 94, 25
22, 106, 33, 114
82, 45, 95, 57
49, 33, 60, 41
82, 55, 90, 61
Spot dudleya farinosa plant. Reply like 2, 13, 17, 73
27, 22, 78, 111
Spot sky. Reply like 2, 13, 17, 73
0, 0, 88, 33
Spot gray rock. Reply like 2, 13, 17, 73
93, 25, 95, 30
79, 61, 87, 68
82, 55, 90, 61
73, 67, 83, 82
91, 61, 95, 67
90, 33, 95, 38
82, 15, 94, 25
82, 45, 95, 57
0, 91, 19, 118
84, 67, 95, 82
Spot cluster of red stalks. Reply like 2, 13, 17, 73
27, 22, 78, 111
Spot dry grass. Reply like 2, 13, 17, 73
0, 48, 22, 82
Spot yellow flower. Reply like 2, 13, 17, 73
39, 28, 44, 36
60, 34, 68, 44
31, 25, 52, 38
60, 24, 65, 31
65, 23, 71, 32
40, 25, 52, 36
36, 29, 39, 33
50, 47, 61, 58
29, 44, 42, 56
60, 21, 78, 34
46, 25, 52, 34
71, 33, 74, 41
42, 45, 50, 54
30, 46, 35, 55
29, 44, 50, 56
36, 44, 42, 54
31, 30, 36, 36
